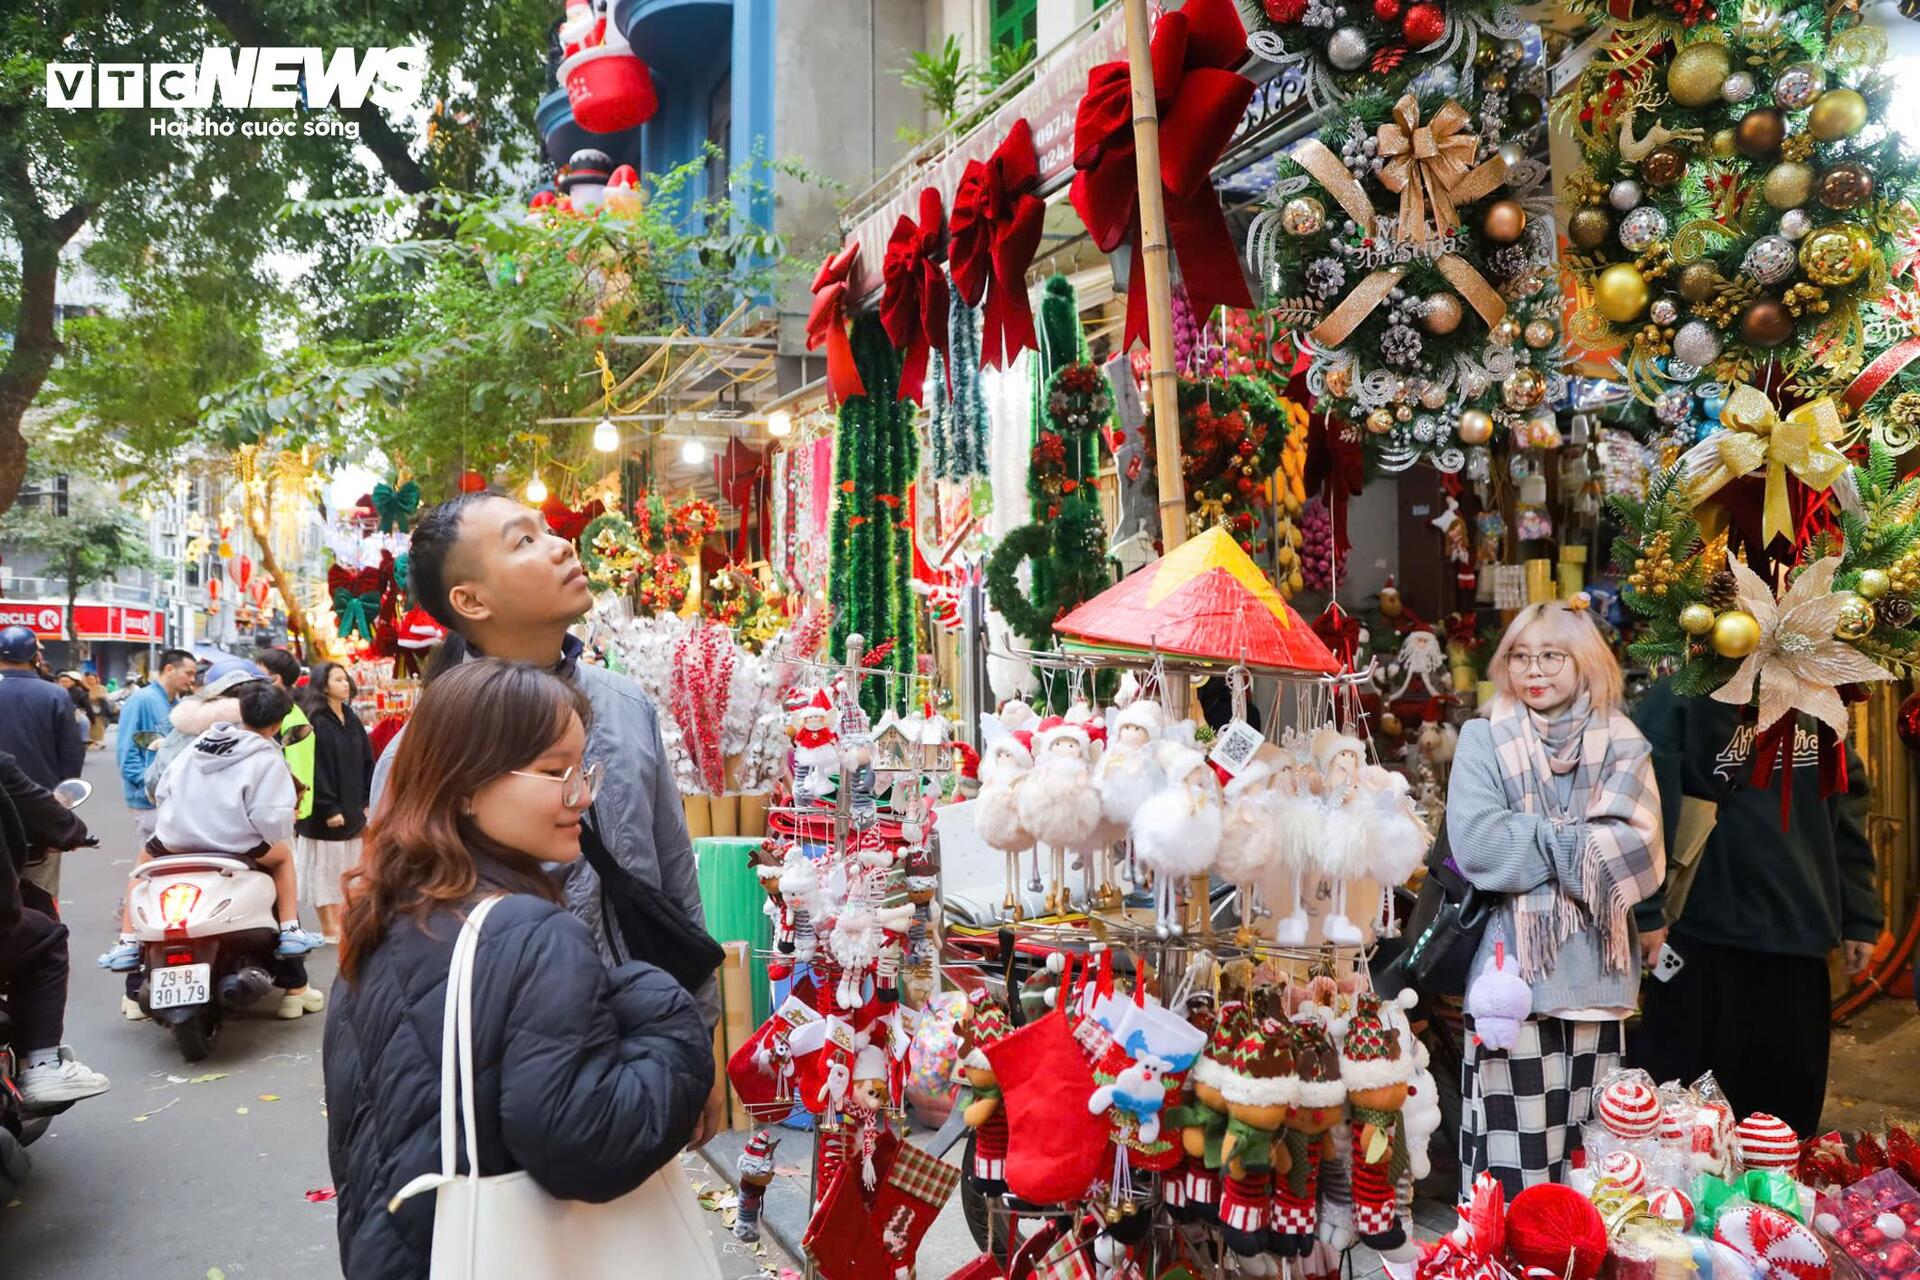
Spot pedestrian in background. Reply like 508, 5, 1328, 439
297, 661, 373, 944
117, 649, 197, 844
254, 646, 316, 834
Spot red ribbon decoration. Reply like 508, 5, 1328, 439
807, 244, 867, 406
1067, 0, 1256, 351
712, 437, 770, 560
949, 119, 1046, 369
1843, 334, 1920, 415
540, 495, 607, 543
879, 187, 950, 404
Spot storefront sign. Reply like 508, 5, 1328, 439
0, 599, 167, 642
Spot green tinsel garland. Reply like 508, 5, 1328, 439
829, 313, 920, 717
944, 294, 987, 480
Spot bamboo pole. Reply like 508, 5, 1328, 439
1123, 0, 1188, 557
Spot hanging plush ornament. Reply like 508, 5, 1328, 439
975, 726, 1037, 920
1216, 1016, 1297, 1264
1218, 761, 1279, 945
1017, 716, 1103, 914
1309, 727, 1370, 945
1131, 738, 1224, 938
1271, 1015, 1348, 1257
1333, 988, 1423, 1258
1266, 735, 1326, 946
958, 997, 1014, 1196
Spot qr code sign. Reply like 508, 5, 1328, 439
1209, 720, 1264, 777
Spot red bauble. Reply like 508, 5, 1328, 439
1401, 2, 1446, 46
1900, 691, 1920, 752
1508, 1184, 1608, 1280
458, 470, 488, 493
1373, 0, 1404, 21
1265, 0, 1308, 21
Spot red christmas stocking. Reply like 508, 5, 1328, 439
803, 1129, 900, 1280
867, 1138, 964, 1278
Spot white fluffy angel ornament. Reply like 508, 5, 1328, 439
974, 723, 1037, 919
1130, 740, 1223, 938
1359, 763, 1431, 934
1311, 727, 1370, 945
1217, 758, 1277, 946
1019, 716, 1104, 913
1266, 735, 1323, 946
1096, 699, 1165, 902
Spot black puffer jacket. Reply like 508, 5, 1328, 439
323, 882, 712, 1280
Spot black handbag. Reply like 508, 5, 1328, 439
1393, 826, 1496, 999
577, 809, 725, 996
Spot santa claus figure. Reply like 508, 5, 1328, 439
789, 688, 839, 802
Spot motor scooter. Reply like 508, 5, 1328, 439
127, 850, 283, 1062
0, 779, 94, 1202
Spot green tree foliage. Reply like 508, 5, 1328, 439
0, 457, 154, 643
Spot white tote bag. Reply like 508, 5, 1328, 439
390, 895, 723, 1280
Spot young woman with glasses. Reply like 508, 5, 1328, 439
323, 659, 712, 1279
1446, 601, 1666, 1194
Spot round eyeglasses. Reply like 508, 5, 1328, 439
509, 759, 604, 808
1506, 649, 1570, 677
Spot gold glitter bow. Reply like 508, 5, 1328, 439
1374, 96, 1506, 243
1684, 384, 1850, 545
1293, 121, 1508, 348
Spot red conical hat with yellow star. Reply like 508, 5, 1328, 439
1053, 527, 1339, 674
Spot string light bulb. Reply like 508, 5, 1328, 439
766, 409, 792, 438
525, 474, 548, 503
592, 417, 620, 453
680, 437, 707, 465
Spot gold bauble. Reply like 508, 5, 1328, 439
1807, 88, 1868, 142
1502, 367, 1548, 410
1678, 262, 1722, 302
1457, 408, 1495, 444
1711, 128, 1737, 158
1799, 222, 1874, 286
1366, 408, 1397, 434
1379, 711, 1403, 737
1569, 206, 1612, 249
1483, 199, 1528, 243
1490, 316, 1523, 345
1668, 42, 1732, 107
1711, 610, 1762, 658
1833, 592, 1877, 641
1762, 161, 1815, 210
1641, 145, 1688, 188
1857, 568, 1892, 600
1595, 262, 1651, 323
1422, 292, 1465, 334
1679, 603, 1716, 635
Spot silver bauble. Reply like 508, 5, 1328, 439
1778, 207, 1813, 240
1618, 205, 1669, 251
1655, 387, 1695, 425
1609, 180, 1645, 212
1771, 62, 1822, 111
1327, 27, 1370, 70
1722, 71, 1755, 103
1498, 141, 1526, 170
1671, 319, 1724, 368
1650, 297, 1681, 326
1743, 234, 1797, 286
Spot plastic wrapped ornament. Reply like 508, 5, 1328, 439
1743, 235, 1797, 286
1649, 297, 1681, 326
905, 991, 966, 1128
1672, 320, 1724, 367
1619, 206, 1669, 251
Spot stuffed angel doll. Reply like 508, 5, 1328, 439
1267, 735, 1324, 946
1360, 763, 1432, 934
1218, 760, 1277, 946
1018, 717, 1103, 913
1310, 727, 1370, 946
1096, 699, 1165, 899
1131, 738, 1223, 938
974, 727, 1037, 919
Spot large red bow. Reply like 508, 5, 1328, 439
712, 437, 770, 560
326, 564, 382, 597
879, 187, 950, 404
949, 119, 1045, 369
541, 494, 607, 542
1068, 0, 1255, 351
807, 244, 867, 406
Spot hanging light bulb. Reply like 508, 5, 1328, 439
592, 416, 620, 453
680, 437, 707, 465
766, 409, 792, 438
525, 474, 548, 503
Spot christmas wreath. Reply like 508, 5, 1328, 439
985, 512, 1109, 651
1249, 87, 1562, 472
667, 497, 721, 553
1139, 375, 1295, 556
1247, 0, 1532, 113
1560, 6, 1920, 428
635, 552, 691, 616
580, 512, 642, 593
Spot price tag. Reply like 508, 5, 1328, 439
1208, 719, 1264, 778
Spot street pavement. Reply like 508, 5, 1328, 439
1, 739, 792, 1280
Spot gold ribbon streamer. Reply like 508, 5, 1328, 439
1684, 384, 1851, 544
1374, 96, 1507, 243
1294, 117, 1508, 348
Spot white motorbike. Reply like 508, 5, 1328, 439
127, 853, 284, 1062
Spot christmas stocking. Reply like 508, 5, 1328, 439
802, 1129, 899, 1280
1218, 1170, 1273, 1258
868, 1136, 964, 1279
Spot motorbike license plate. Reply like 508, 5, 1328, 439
150, 963, 211, 1010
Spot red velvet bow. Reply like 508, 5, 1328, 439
1306, 407, 1367, 559
326, 564, 382, 597
712, 437, 769, 560
541, 495, 606, 542
950, 119, 1045, 369
807, 243, 867, 406
1068, 0, 1255, 351
1312, 602, 1362, 672
879, 187, 950, 404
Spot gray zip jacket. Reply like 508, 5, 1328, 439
371, 639, 717, 1029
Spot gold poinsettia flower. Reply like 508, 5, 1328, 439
1710, 554, 1892, 734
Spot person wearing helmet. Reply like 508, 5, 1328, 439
0, 625, 85, 794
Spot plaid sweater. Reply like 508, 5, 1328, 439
1447, 718, 1660, 1014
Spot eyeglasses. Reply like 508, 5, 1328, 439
508, 759, 603, 808
1506, 649, 1570, 677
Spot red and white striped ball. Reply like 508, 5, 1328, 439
1660, 1104, 1689, 1145
1599, 1079, 1663, 1139
1737, 1112, 1802, 1170
1713, 1204, 1830, 1280
1594, 1149, 1649, 1196
1647, 1186, 1694, 1231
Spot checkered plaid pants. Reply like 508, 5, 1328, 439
1461, 1014, 1623, 1197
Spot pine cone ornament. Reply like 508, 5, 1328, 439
1706, 569, 1739, 610
1880, 595, 1916, 629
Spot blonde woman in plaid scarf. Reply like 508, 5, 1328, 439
1446, 601, 1665, 1195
